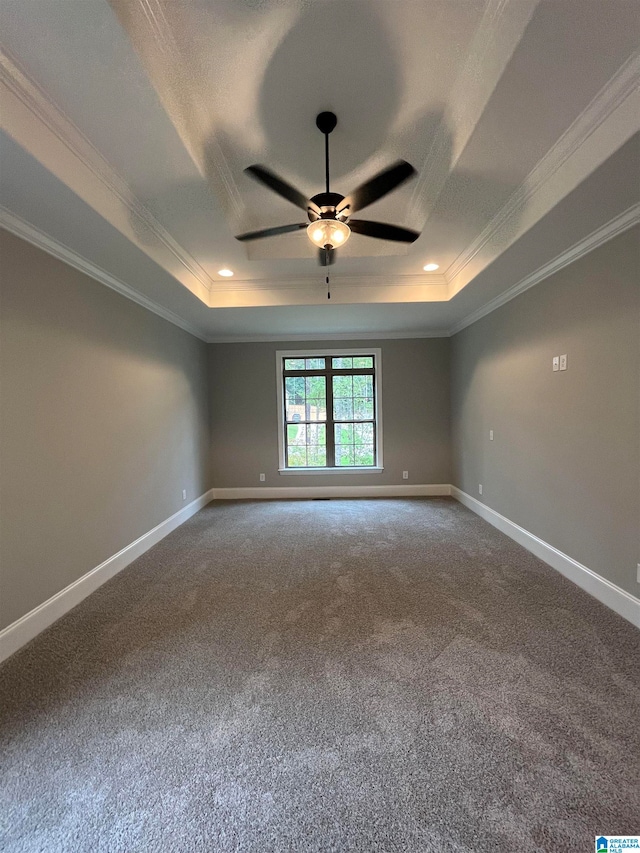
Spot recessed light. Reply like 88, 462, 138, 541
218, 268, 234, 277
423, 263, 439, 272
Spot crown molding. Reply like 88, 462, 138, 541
446, 51, 640, 288
206, 274, 449, 308
408, 0, 539, 225
208, 273, 448, 294
207, 330, 451, 344
6, 199, 634, 344
0, 211, 451, 341
0, 49, 215, 297
0, 208, 208, 342
122, 0, 245, 222
449, 203, 640, 335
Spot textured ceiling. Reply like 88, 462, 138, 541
0, 0, 638, 340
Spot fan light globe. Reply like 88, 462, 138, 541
307, 219, 351, 250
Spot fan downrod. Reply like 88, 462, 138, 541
316, 111, 337, 135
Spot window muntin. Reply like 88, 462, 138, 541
279, 350, 381, 470
284, 357, 326, 371
332, 356, 373, 370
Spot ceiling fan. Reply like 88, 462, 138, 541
235, 111, 420, 266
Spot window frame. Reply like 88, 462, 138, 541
276, 348, 383, 474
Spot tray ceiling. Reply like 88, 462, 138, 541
0, 0, 638, 341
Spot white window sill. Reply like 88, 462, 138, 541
279, 467, 384, 475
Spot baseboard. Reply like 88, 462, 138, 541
0, 489, 215, 663
4, 483, 633, 663
212, 484, 452, 500
451, 487, 640, 628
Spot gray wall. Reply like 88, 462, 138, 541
209, 338, 451, 488
3, 222, 636, 630
451, 226, 640, 596
0, 230, 211, 629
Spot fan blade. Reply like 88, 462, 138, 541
348, 219, 420, 243
318, 247, 336, 266
342, 160, 416, 214
235, 223, 308, 241
244, 165, 310, 212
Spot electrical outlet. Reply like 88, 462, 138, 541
402, 471, 409, 480
479, 484, 483, 495
637, 564, 640, 584
552, 356, 559, 372
489, 429, 494, 441
182, 489, 187, 501
259, 473, 266, 482
559, 354, 567, 371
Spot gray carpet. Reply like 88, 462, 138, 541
1, 498, 639, 853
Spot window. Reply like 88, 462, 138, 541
276, 349, 383, 472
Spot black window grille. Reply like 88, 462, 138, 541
282, 355, 377, 468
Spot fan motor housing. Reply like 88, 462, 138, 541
308, 192, 349, 222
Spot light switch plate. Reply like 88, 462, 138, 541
553, 356, 559, 371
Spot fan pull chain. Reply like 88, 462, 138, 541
326, 273, 330, 300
